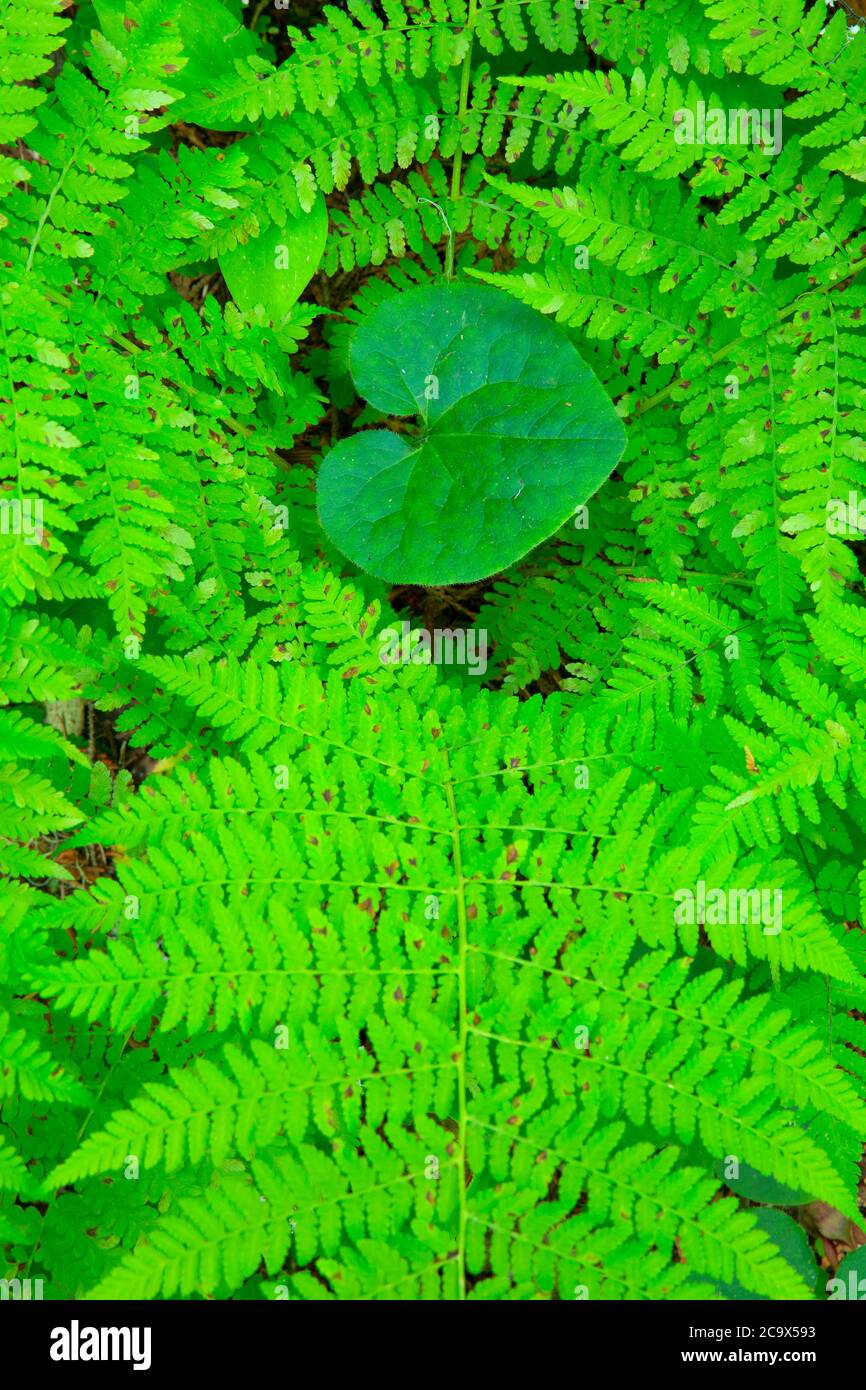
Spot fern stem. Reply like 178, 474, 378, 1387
21, 1026, 135, 1280
610, 567, 754, 587
445, 0, 478, 280
249, 0, 269, 31
794, 833, 835, 1058
361, 1255, 459, 1301
444, 762, 469, 1300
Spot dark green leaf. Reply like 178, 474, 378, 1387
829, 1247, 866, 1301
317, 281, 626, 585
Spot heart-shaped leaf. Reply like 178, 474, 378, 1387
317, 281, 626, 585
831, 1246, 866, 1299
220, 196, 329, 322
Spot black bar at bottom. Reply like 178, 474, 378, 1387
0, 1295, 860, 1376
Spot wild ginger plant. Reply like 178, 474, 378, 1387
1, 0, 866, 1302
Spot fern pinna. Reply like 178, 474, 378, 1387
2, 0, 866, 1303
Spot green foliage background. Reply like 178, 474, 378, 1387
2, 0, 866, 1300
